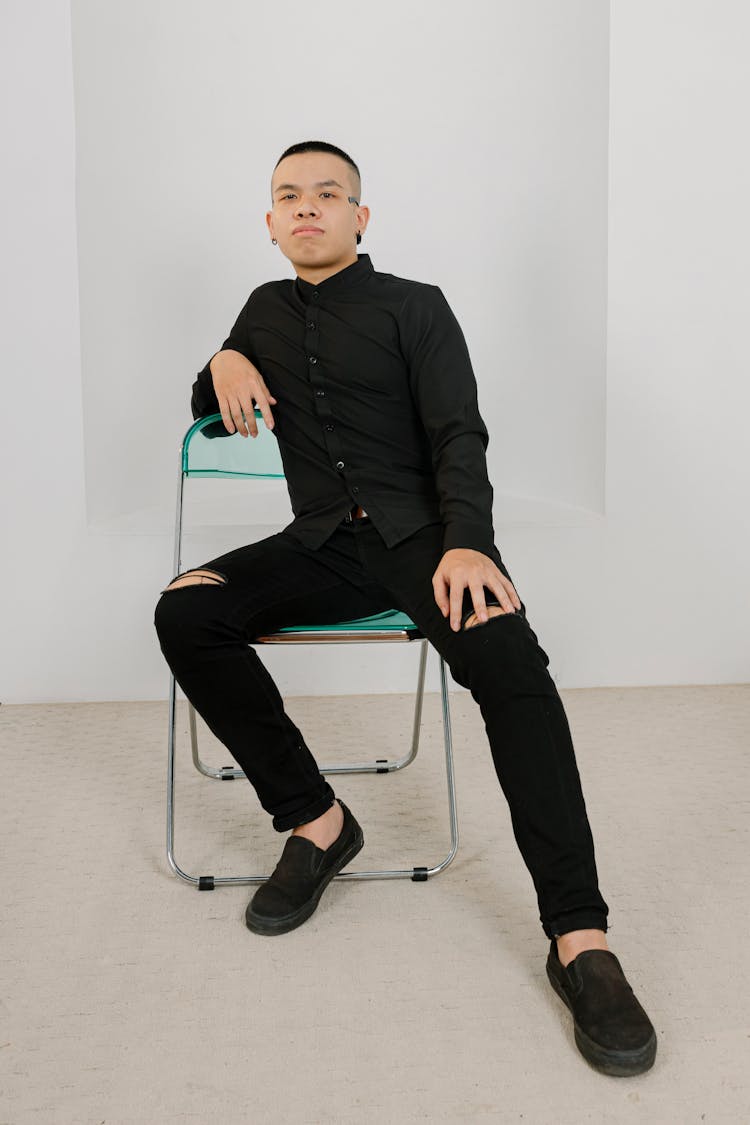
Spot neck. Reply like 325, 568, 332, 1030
295, 251, 359, 285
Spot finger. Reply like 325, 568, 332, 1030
235, 391, 258, 434
253, 390, 276, 432
468, 583, 488, 624
259, 379, 278, 407
449, 578, 466, 632
224, 393, 247, 436
432, 572, 449, 616
489, 576, 519, 613
238, 391, 259, 438
217, 394, 236, 434
502, 575, 523, 610
228, 395, 249, 438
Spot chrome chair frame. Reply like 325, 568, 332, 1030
166, 412, 459, 890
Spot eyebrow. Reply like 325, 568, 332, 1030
273, 179, 346, 195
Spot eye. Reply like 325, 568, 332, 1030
321, 192, 334, 199
280, 193, 295, 201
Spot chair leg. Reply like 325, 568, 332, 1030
166, 672, 201, 887
187, 638, 430, 779
321, 637, 429, 775
336, 653, 459, 882
167, 647, 459, 889
188, 698, 236, 780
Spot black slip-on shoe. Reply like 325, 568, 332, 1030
546, 939, 657, 1076
245, 798, 364, 936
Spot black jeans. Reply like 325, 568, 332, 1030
154, 516, 609, 940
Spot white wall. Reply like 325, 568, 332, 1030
71, 0, 608, 529
599, 0, 750, 685
1, 0, 748, 703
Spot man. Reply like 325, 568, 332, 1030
154, 140, 656, 1076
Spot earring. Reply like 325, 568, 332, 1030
271, 238, 277, 245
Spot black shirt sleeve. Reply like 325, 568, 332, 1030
400, 284, 496, 556
190, 298, 256, 420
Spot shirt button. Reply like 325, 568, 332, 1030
312, 290, 319, 299
352, 486, 359, 493
315, 389, 325, 397
325, 424, 334, 431
306, 321, 316, 329
308, 356, 317, 364
336, 461, 345, 470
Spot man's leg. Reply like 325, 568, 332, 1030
154, 522, 399, 936
154, 527, 393, 835
462, 601, 609, 964
355, 522, 610, 945
352, 521, 657, 1075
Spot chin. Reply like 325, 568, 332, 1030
291, 246, 333, 263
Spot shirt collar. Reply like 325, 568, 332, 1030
294, 253, 374, 299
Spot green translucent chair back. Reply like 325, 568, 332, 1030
183, 410, 284, 478
181, 411, 419, 636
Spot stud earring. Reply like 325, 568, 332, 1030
271, 238, 277, 245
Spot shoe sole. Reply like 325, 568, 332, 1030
245, 828, 365, 936
546, 961, 657, 1077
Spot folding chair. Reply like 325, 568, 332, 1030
166, 410, 459, 890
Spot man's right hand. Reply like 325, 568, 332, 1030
210, 349, 277, 437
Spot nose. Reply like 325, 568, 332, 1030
294, 194, 320, 218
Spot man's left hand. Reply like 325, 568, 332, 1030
432, 548, 522, 632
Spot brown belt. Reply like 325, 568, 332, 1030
343, 503, 369, 522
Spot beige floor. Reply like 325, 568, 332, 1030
1, 684, 749, 1124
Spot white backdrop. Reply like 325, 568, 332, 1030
1, 0, 748, 703
71, 0, 608, 529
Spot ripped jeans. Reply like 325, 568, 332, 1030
154, 516, 609, 940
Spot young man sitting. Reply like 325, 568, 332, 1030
154, 140, 657, 1077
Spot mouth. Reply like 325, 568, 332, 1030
292, 227, 324, 236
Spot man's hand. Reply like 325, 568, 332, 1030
432, 548, 522, 632
210, 350, 277, 437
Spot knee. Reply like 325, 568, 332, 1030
161, 568, 227, 593
461, 604, 509, 630
450, 602, 531, 693
154, 568, 228, 650
452, 600, 555, 701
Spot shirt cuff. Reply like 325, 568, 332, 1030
442, 523, 495, 557
190, 358, 219, 420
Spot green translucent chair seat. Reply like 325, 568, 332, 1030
264, 609, 422, 641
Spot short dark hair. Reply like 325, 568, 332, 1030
274, 140, 360, 188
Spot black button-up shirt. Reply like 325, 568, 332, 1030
190, 253, 495, 556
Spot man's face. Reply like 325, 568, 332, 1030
266, 152, 367, 269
